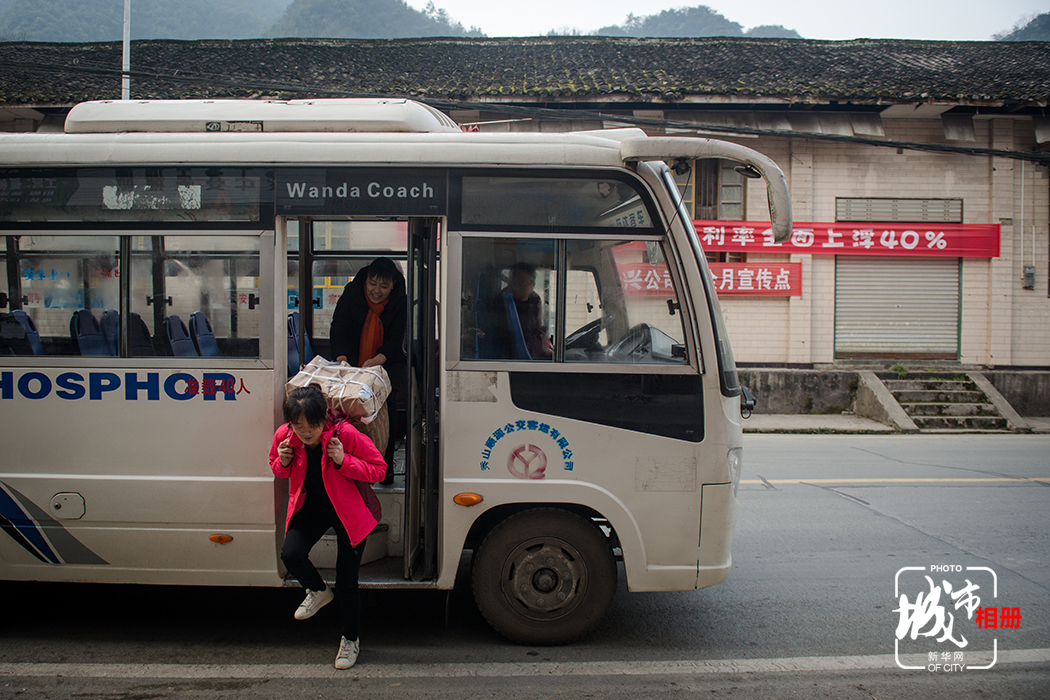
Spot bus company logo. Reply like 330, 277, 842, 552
479, 421, 574, 477
894, 565, 1020, 672
507, 444, 546, 480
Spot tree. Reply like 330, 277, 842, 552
268, 0, 481, 39
994, 12, 1050, 41
628, 6, 743, 37
596, 5, 800, 39
745, 25, 802, 39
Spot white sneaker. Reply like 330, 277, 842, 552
294, 587, 334, 620
335, 636, 359, 669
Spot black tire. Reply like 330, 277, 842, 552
471, 508, 617, 645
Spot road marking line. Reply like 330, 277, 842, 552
2, 649, 1049, 680
741, 478, 1050, 484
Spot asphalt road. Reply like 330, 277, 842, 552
1, 435, 1048, 698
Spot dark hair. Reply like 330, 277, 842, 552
284, 385, 327, 426
366, 257, 399, 284
510, 262, 537, 281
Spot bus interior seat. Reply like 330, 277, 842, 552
101, 309, 119, 356
189, 311, 222, 356
501, 289, 532, 360
12, 310, 44, 355
0, 312, 33, 355
163, 314, 198, 356
129, 313, 156, 356
70, 309, 111, 356
100, 311, 158, 356
287, 311, 314, 377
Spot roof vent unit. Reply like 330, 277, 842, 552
64, 98, 461, 134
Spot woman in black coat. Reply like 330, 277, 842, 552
329, 257, 406, 483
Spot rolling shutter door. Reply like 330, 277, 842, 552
834, 257, 959, 359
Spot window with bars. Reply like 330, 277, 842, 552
835, 198, 963, 223
672, 159, 747, 263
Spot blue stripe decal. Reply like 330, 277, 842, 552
4, 483, 108, 566
0, 484, 60, 563
0, 513, 49, 562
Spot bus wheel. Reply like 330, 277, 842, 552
472, 508, 617, 645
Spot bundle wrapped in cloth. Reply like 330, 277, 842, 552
286, 355, 391, 424
287, 356, 389, 521
286, 355, 392, 455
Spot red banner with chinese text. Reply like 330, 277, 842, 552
709, 263, 802, 296
694, 220, 1000, 258
618, 262, 802, 297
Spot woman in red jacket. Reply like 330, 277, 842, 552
270, 385, 386, 670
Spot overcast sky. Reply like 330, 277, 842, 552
406, 0, 1046, 40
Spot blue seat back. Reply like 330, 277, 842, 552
70, 309, 110, 356
502, 289, 532, 360
163, 315, 198, 356
0, 313, 32, 355
189, 311, 222, 356
12, 310, 44, 355
473, 269, 498, 359
129, 313, 155, 356
100, 310, 119, 356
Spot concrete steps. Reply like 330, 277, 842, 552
882, 376, 1009, 432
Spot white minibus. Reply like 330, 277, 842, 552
0, 98, 790, 644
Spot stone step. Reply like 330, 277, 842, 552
899, 402, 1001, 417
911, 415, 1009, 431
883, 379, 977, 392
891, 389, 987, 403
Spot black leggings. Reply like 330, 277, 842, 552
281, 503, 367, 641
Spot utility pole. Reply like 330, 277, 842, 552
121, 0, 131, 99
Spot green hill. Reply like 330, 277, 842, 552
268, 0, 480, 38
995, 13, 1050, 41
598, 6, 800, 39
0, 0, 290, 41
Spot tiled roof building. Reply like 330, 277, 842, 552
1, 36, 1048, 378
1, 37, 1048, 107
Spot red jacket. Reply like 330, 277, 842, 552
269, 420, 386, 547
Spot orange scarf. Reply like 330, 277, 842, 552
358, 297, 388, 363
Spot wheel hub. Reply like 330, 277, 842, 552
509, 544, 579, 613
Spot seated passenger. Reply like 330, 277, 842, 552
493, 262, 552, 360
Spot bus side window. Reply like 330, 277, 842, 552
564, 240, 688, 365
133, 235, 262, 358
460, 237, 556, 362
12, 235, 120, 356
461, 237, 687, 365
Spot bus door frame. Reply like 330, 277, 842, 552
406, 217, 440, 580
287, 214, 441, 582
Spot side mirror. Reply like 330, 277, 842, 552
740, 385, 756, 419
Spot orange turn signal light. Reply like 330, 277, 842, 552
209, 534, 234, 544
453, 492, 483, 507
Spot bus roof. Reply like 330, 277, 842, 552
64, 98, 462, 134
0, 130, 648, 169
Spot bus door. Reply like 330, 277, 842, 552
405, 217, 440, 580
285, 216, 442, 583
